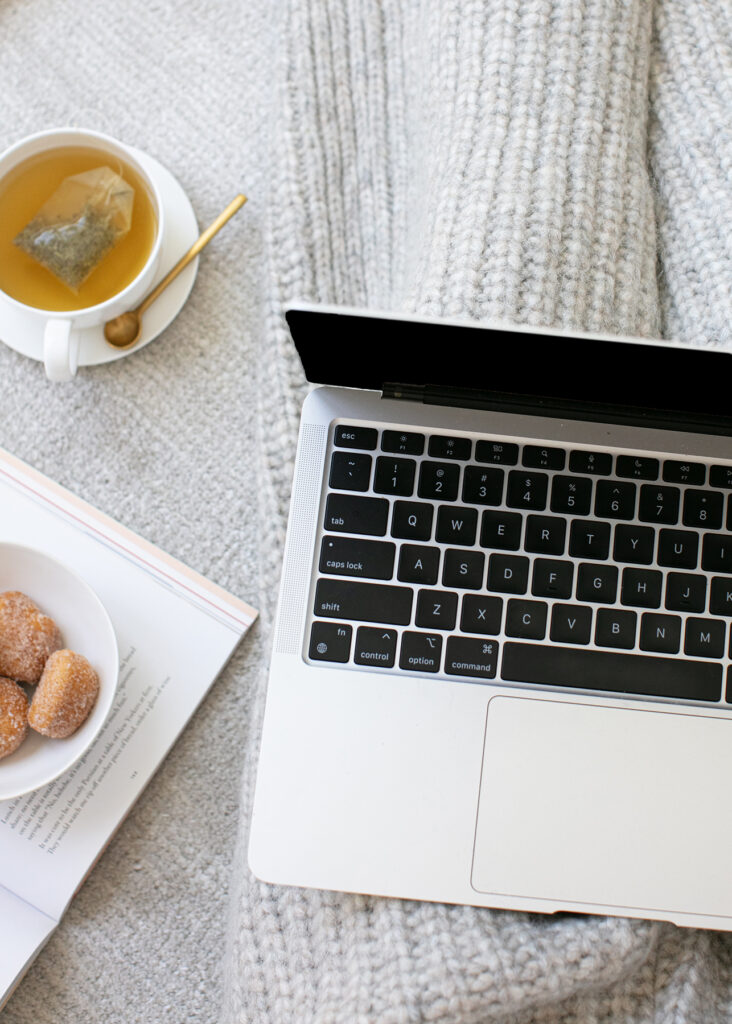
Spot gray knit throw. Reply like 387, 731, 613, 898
223, 0, 732, 1020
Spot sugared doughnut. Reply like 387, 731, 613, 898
28, 649, 99, 739
0, 677, 28, 759
0, 591, 62, 683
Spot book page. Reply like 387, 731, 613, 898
0, 886, 55, 1011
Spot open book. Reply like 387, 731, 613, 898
0, 448, 257, 1008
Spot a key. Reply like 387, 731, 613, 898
665, 572, 707, 613
550, 475, 592, 516
480, 510, 522, 550
613, 525, 655, 565
549, 604, 593, 645
487, 554, 529, 594
436, 505, 478, 546
428, 435, 472, 460
710, 577, 732, 618
475, 440, 518, 465
616, 455, 659, 480
442, 549, 485, 590
462, 466, 504, 506
444, 637, 499, 680
684, 618, 726, 659
309, 621, 353, 662
391, 500, 434, 541
569, 520, 611, 560
354, 626, 398, 667
569, 450, 612, 475
314, 579, 412, 624
638, 485, 680, 525
399, 631, 442, 672
460, 595, 503, 635
595, 480, 636, 520
620, 568, 663, 608
595, 609, 637, 649
324, 493, 389, 535
683, 490, 723, 530
506, 470, 549, 511
531, 558, 574, 600
639, 613, 681, 654
329, 451, 372, 491
663, 460, 705, 485
418, 461, 460, 501
524, 515, 567, 555
397, 544, 440, 585
319, 536, 395, 579
576, 563, 618, 604
522, 445, 566, 470
381, 430, 425, 455
657, 529, 699, 569
373, 456, 416, 496
334, 425, 377, 450
710, 465, 732, 490
505, 599, 548, 640
415, 589, 458, 630
701, 534, 732, 574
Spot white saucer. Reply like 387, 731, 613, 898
0, 147, 199, 367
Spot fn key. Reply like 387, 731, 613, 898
309, 621, 352, 662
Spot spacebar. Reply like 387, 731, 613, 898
501, 643, 722, 702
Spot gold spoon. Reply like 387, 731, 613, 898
104, 193, 247, 349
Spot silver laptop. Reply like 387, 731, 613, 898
249, 304, 732, 930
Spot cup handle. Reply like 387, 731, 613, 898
44, 319, 80, 382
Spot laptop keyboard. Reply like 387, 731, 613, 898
307, 423, 732, 705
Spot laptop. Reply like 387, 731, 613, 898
249, 304, 732, 930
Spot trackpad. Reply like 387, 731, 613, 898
472, 696, 732, 920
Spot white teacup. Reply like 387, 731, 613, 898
0, 128, 164, 381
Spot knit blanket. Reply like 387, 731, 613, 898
223, 1, 732, 1022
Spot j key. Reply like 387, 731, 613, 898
462, 466, 504, 506
397, 544, 440, 585
506, 471, 549, 511
314, 579, 412, 624
506, 599, 548, 640
569, 450, 612, 475
710, 577, 732, 618
445, 636, 499, 680
460, 595, 503, 635
391, 501, 434, 541
325, 493, 389, 536
613, 525, 655, 565
621, 568, 662, 608
595, 480, 636, 520
663, 460, 705, 485
381, 430, 425, 455
373, 456, 416, 496
442, 549, 485, 590
569, 520, 611, 560
616, 455, 659, 480
487, 554, 529, 594
532, 558, 574, 600
710, 465, 732, 489
436, 505, 478, 546
309, 621, 353, 662
522, 445, 565, 470
475, 440, 518, 465
319, 536, 395, 580
639, 613, 681, 654
684, 618, 726, 659
524, 515, 566, 555
399, 631, 442, 672
595, 609, 637, 649
329, 451, 372, 491
334, 425, 378, 450
550, 475, 592, 516
418, 461, 460, 501
501, 642, 721, 702
480, 510, 522, 551
665, 572, 707, 613
428, 435, 472, 460
683, 489, 723, 530
638, 485, 680, 525
657, 529, 699, 569
549, 604, 592, 645
416, 589, 458, 630
576, 563, 618, 604
701, 534, 732, 574
354, 626, 397, 668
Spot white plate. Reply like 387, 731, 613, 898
0, 147, 199, 367
0, 543, 119, 800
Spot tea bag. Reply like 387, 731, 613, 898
14, 166, 134, 292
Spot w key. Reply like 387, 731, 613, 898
436, 506, 478, 546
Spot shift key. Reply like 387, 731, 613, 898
324, 493, 389, 535
314, 579, 412, 625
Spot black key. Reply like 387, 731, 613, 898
397, 544, 440, 585
665, 572, 707, 613
621, 568, 662, 608
569, 450, 613, 475
381, 430, 425, 455
729, 496, 732, 532
309, 621, 353, 662
506, 600, 548, 640
576, 563, 618, 604
523, 445, 566, 470
475, 440, 518, 465
314, 579, 412, 624
663, 460, 706, 485
329, 451, 372, 491
354, 626, 397, 668
595, 480, 636, 520
501, 642, 721, 702
436, 505, 478, 546
391, 501, 434, 541
325, 493, 389, 535
442, 549, 485, 590
657, 529, 699, 569
461, 595, 503, 635
710, 577, 732, 618
480, 510, 522, 550
319, 536, 395, 580
399, 631, 442, 672
684, 618, 726, 659
531, 559, 574, 600
506, 471, 549, 511
683, 489, 723, 530
638, 485, 680, 525
418, 461, 460, 501
639, 613, 681, 654
613, 525, 655, 565
462, 466, 504, 506
373, 456, 416, 496
428, 435, 472, 460
701, 534, 732, 574
550, 475, 592, 516
334, 425, 377, 450
616, 455, 659, 480
524, 515, 567, 555
710, 465, 732, 490
416, 589, 458, 630
549, 604, 592, 645
445, 637, 499, 680
595, 609, 637, 649
569, 520, 611, 560
487, 554, 530, 594
727, 667, 732, 703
